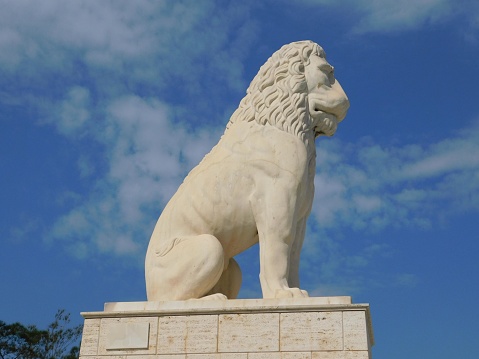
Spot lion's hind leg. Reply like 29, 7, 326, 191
145, 234, 225, 301
205, 257, 242, 299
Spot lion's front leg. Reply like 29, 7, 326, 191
258, 229, 309, 299
288, 216, 307, 289
252, 181, 309, 299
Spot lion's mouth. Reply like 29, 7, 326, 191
309, 100, 341, 137
311, 110, 338, 137
308, 92, 349, 137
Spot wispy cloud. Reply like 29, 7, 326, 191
47, 95, 222, 259
0, 0, 257, 117
352, 0, 454, 33
51, 87, 91, 136
312, 120, 479, 231
298, 119, 479, 293
0, 1, 258, 259
0, 1, 207, 71
294, 0, 472, 34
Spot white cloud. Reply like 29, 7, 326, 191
0, 27, 23, 70
352, 0, 454, 33
311, 120, 479, 234
0, 1, 165, 70
0, 1, 258, 260
54, 87, 91, 136
294, 0, 471, 34
48, 95, 222, 258
0, 0, 256, 94
301, 119, 479, 295
399, 136, 479, 179
352, 194, 382, 213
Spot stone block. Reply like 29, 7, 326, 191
280, 312, 343, 351
218, 313, 279, 352
249, 352, 312, 359
187, 354, 247, 359
128, 356, 185, 359
157, 315, 218, 354
79, 318, 100, 356
311, 352, 370, 359
343, 311, 369, 351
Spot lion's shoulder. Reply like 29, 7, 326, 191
223, 121, 308, 154
219, 121, 312, 182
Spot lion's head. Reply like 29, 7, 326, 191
227, 40, 349, 140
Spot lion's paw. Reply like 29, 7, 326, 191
275, 288, 309, 298
194, 293, 228, 300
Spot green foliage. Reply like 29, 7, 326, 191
0, 310, 83, 359
0, 321, 43, 359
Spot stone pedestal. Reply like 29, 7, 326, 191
79, 297, 373, 359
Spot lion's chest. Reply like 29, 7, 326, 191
221, 122, 316, 217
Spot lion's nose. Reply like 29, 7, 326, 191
331, 81, 349, 122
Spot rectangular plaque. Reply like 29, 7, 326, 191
105, 322, 150, 350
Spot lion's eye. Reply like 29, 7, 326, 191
318, 63, 332, 75
319, 64, 333, 73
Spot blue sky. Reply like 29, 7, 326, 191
1, 0, 479, 357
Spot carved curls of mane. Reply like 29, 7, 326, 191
226, 41, 324, 140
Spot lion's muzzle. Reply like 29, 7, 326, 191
309, 80, 350, 123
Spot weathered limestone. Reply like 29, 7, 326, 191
79, 297, 373, 359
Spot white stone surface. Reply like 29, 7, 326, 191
218, 313, 279, 352
145, 40, 350, 301
280, 312, 343, 351
127, 356, 185, 359
104, 297, 352, 313
97, 317, 158, 356
157, 315, 218, 354
79, 356, 126, 359
80, 300, 373, 359
188, 355, 247, 359
311, 352, 370, 359
79, 318, 100, 356
249, 353, 312, 359
343, 311, 370, 350
105, 322, 149, 350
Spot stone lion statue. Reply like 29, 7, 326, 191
145, 40, 350, 300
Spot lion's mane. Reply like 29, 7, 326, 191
226, 41, 324, 141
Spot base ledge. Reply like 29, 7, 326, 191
103, 296, 351, 313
